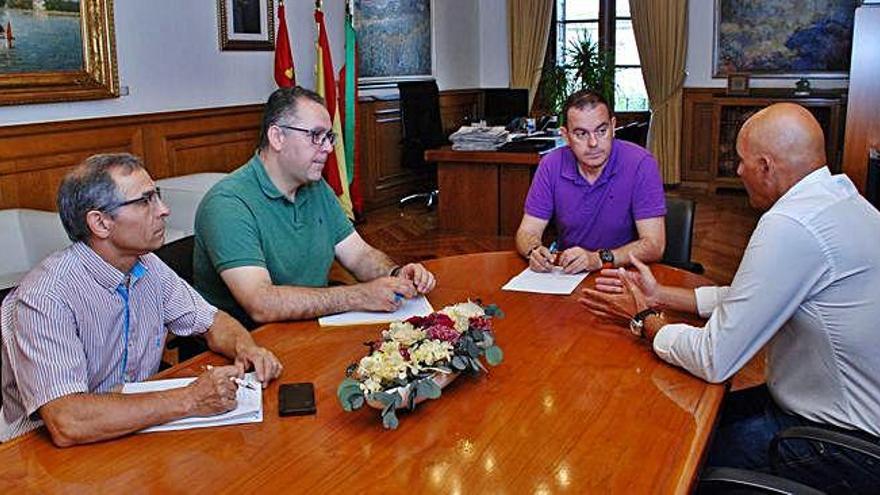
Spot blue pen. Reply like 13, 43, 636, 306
548, 241, 558, 253
394, 292, 404, 303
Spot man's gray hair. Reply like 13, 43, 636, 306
57, 153, 145, 242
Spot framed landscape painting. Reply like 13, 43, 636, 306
713, 0, 858, 78
0, 0, 118, 106
355, 0, 433, 86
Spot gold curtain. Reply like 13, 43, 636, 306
630, 0, 688, 184
508, 0, 554, 110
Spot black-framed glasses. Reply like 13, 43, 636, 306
276, 124, 337, 147
103, 187, 162, 212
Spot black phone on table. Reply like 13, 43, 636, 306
278, 382, 316, 416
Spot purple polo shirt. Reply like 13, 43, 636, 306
524, 139, 666, 251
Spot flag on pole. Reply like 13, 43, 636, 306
274, 1, 295, 88
314, 3, 354, 219
341, 0, 363, 217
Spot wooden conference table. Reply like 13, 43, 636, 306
0, 252, 724, 494
427, 147, 541, 237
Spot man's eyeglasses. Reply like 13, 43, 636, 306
103, 187, 162, 212
569, 125, 611, 142
276, 124, 337, 147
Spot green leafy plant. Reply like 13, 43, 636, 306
538, 32, 615, 118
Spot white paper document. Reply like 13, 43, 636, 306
122, 372, 263, 433
502, 267, 589, 295
318, 295, 434, 327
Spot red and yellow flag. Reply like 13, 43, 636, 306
274, 1, 295, 88
314, 7, 353, 219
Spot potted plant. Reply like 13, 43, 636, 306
537, 33, 615, 118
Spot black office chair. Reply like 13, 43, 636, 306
614, 119, 650, 148
154, 236, 206, 362
698, 426, 880, 494
866, 147, 879, 211
397, 80, 447, 209
662, 196, 704, 274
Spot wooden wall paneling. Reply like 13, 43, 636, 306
438, 89, 480, 136
0, 105, 262, 211
842, 5, 880, 192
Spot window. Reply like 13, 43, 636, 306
555, 0, 648, 112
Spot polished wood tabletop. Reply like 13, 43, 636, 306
0, 252, 724, 494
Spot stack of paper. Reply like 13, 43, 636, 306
318, 295, 434, 327
501, 267, 589, 295
122, 372, 263, 433
449, 125, 509, 151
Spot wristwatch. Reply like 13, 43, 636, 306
629, 308, 661, 338
598, 249, 615, 268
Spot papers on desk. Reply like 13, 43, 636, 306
318, 295, 434, 327
122, 372, 262, 433
502, 267, 589, 295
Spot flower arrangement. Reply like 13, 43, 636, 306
337, 301, 504, 429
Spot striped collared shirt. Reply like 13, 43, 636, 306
0, 242, 217, 442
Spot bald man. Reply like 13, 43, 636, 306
580, 103, 880, 492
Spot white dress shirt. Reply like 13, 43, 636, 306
654, 167, 880, 437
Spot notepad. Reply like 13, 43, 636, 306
122, 372, 263, 433
501, 267, 589, 295
318, 295, 434, 327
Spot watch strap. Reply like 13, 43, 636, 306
629, 308, 660, 338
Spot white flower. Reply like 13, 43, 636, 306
382, 321, 426, 346
410, 339, 454, 366
357, 341, 409, 385
439, 300, 485, 333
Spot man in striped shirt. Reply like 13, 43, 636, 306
0, 153, 283, 446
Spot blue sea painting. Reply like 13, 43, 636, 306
356, 0, 431, 80
716, 0, 856, 75
0, 3, 83, 74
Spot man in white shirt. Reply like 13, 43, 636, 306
579, 103, 880, 493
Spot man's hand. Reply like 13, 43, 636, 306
578, 259, 651, 324
593, 255, 660, 307
558, 247, 601, 274
528, 246, 555, 272
234, 344, 283, 388
356, 276, 419, 311
186, 364, 244, 417
397, 263, 436, 294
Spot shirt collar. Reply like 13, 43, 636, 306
72, 242, 149, 292
560, 139, 620, 185
775, 166, 831, 207
250, 152, 312, 205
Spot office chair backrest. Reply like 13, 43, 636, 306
615, 120, 650, 148
398, 80, 446, 168
663, 196, 695, 268
154, 235, 195, 284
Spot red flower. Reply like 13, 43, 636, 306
426, 324, 462, 344
399, 347, 411, 361
407, 312, 455, 329
469, 316, 492, 332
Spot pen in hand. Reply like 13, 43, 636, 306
205, 364, 256, 390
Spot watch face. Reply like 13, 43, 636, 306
600, 249, 614, 264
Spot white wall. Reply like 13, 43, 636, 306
685, 0, 848, 89
1, 0, 497, 126
477, 0, 510, 88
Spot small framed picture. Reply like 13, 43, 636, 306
726, 73, 750, 96
217, 0, 275, 51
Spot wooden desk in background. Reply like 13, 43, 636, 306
426, 147, 541, 236
0, 252, 723, 493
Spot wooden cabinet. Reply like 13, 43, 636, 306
682, 88, 847, 192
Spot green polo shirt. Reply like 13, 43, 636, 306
193, 153, 354, 328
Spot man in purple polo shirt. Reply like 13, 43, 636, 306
516, 90, 666, 273
0, 153, 283, 446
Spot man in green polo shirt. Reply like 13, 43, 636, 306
193, 87, 436, 329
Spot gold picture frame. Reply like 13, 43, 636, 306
217, 0, 275, 51
0, 0, 119, 106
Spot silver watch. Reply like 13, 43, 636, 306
629, 308, 660, 338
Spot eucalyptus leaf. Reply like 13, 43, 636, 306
371, 391, 395, 407
485, 345, 504, 366
349, 394, 365, 410
337, 378, 364, 411
416, 378, 442, 400
382, 409, 399, 430
471, 356, 488, 373
451, 355, 467, 371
